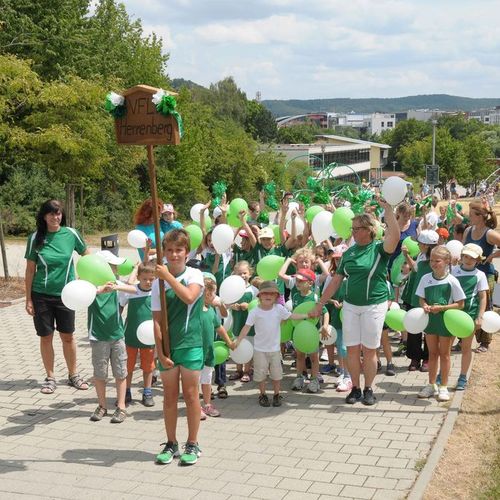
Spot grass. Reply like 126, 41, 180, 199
415, 457, 427, 472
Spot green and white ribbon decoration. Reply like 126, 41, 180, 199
104, 92, 126, 118
152, 89, 184, 138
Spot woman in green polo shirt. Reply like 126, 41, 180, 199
315, 199, 400, 406
24, 199, 90, 395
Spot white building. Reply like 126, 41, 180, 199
370, 113, 396, 135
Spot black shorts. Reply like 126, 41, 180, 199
31, 291, 75, 337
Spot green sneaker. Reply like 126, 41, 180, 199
179, 442, 201, 466
156, 441, 179, 464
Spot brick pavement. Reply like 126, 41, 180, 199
0, 302, 463, 499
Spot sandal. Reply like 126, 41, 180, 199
241, 373, 251, 383
68, 373, 89, 390
475, 345, 489, 353
217, 385, 228, 399
228, 371, 243, 381
41, 377, 56, 394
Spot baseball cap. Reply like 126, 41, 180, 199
295, 268, 316, 282
202, 271, 217, 283
332, 243, 348, 258
257, 280, 280, 295
417, 230, 439, 245
95, 250, 126, 266
258, 226, 274, 239
436, 227, 449, 239
239, 230, 249, 238
161, 203, 174, 214
461, 243, 483, 260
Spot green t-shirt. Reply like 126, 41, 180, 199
416, 272, 466, 335
201, 306, 221, 367
325, 278, 346, 330
336, 240, 390, 306
451, 265, 489, 319
252, 243, 290, 295
232, 287, 257, 337
88, 291, 124, 341
402, 254, 431, 308
151, 267, 205, 350
119, 286, 153, 348
202, 252, 231, 289
25, 227, 87, 297
233, 246, 253, 266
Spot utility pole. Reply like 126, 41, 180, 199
432, 119, 437, 165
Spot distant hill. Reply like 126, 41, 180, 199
171, 78, 206, 91
262, 94, 500, 117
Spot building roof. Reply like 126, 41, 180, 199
315, 134, 391, 149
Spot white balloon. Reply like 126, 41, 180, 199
212, 224, 235, 254
403, 307, 429, 334
321, 325, 338, 346
390, 302, 401, 310
127, 230, 148, 249
137, 320, 155, 345
224, 311, 233, 332
285, 299, 293, 311
213, 206, 223, 219
381, 176, 408, 206
190, 203, 207, 223
230, 338, 254, 364
286, 202, 300, 219
481, 311, 500, 333
219, 275, 246, 304
285, 217, 305, 236
61, 280, 96, 310
311, 210, 335, 243
445, 240, 464, 259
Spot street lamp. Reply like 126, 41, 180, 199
392, 161, 397, 172
431, 119, 437, 165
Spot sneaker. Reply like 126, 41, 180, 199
320, 364, 337, 375
306, 378, 320, 393
200, 408, 207, 420
90, 405, 107, 422
362, 387, 376, 406
259, 394, 270, 407
317, 374, 324, 384
110, 408, 127, 424
377, 360, 382, 373
142, 392, 155, 407
408, 360, 420, 372
418, 384, 438, 398
394, 343, 407, 357
272, 393, 283, 407
125, 391, 132, 406
385, 363, 396, 376
333, 372, 344, 388
156, 441, 179, 464
337, 377, 352, 392
451, 341, 462, 352
420, 361, 429, 373
437, 386, 450, 401
203, 404, 220, 417
180, 442, 201, 466
345, 387, 363, 404
292, 376, 305, 391
455, 375, 467, 391
320, 349, 329, 362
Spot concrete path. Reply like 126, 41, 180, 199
0, 301, 465, 499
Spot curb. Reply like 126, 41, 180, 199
407, 353, 474, 500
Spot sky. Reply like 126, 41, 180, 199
118, 0, 500, 101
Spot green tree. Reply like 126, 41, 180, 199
479, 126, 500, 157
207, 77, 248, 124
462, 134, 494, 188
382, 119, 432, 164
244, 100, 277, 142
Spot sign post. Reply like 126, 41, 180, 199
426, 164, 439, 194
112, 84, 181, 359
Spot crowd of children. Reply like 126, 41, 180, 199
82, 193, 497, 466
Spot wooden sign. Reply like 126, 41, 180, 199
114, 85, 180, 146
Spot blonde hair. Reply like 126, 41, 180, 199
430, 245, 452, 272
203, 278, 217, 292
233, 260, 254, 275
292, 247, 315, 262
251, 276, 264, 289
352, 213, 377, 239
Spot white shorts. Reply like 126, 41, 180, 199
199, 365, 214, 385
342, 301, 388, 349
253, 351, 283, 382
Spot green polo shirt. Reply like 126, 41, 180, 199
25, 227, 87, 296
119, 286, 153, 348
451, 265, 489, 319
201, 305, 221, 367
88, 291, 124, 341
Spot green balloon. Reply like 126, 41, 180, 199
385, 309, 406, 331
77, 254, 115, 286
376, 223, 384, 240
194, 217, 212, 231
229, 198, 248, 217
248, 298, 259, 311
402, 236, 419, 258
227, 209, 243, 228
340, 308, 343, 323
281, 319, 294, 342
213, 341, 230, 365
256, 255, 285, 280
306, 205, 324, 223
270, 224, 281, 244
444, 310, 475, 338
117, 259, 134, 276
292, 301, 320, 326
390, 252, 406, 285
293, 320, 320, 354
332, 207, 354, 239
184, 224, 203, 250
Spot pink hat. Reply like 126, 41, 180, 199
161, 203, 175, 214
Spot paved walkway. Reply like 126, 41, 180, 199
0, 302, 463, 500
